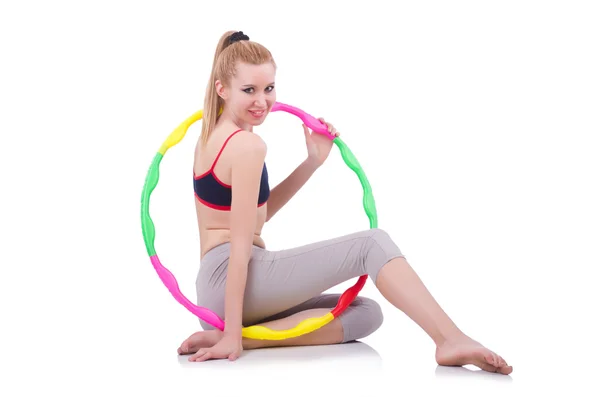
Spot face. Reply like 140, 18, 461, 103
216, 61, 276, 129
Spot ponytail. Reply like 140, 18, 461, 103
200, 31, 235, 147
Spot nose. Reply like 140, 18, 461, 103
254, 94, 268, 108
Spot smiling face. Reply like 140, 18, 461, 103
216, 61, 276, 130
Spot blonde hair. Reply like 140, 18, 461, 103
200, 31, 276, 146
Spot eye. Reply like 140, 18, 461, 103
265, 85, 274, 92
243, 87, 254, 93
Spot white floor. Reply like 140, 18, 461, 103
4, 281, 595, 396
3, 328, 586, 396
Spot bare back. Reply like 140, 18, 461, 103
193, 125, 267, 259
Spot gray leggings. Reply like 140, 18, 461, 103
195, 228, 406, 342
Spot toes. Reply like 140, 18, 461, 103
485, 351, 503, 368
483, 353, 512, 374
479, 362, 498, 373
498, 355, 507, 367
479, 361, 512, 375
497, 355, 512, 374
484, 352, 496, 366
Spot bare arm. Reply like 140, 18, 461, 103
266, 158, 319, 222
225, 132, 268, 338
266, 120, 338, 222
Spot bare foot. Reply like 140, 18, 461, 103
177, 330, 223, 355
435, 335, 513, 375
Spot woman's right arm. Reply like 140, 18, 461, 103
223, 132, 267, 339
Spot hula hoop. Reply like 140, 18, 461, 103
140, 101, 377, 340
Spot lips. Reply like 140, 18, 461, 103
249, 109, 265, 118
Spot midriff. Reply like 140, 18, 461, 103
195, 199, 267, 259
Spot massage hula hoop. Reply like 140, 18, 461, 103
141, 101, 377, 340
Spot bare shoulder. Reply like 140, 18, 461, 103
228, 130, 267, 158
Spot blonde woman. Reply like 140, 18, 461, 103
178, 30, 512, 375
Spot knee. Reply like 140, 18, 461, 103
359, 296, 384, 333
362, 228, 389, 259
372, 228, 403, 251
363, 228, 405, 278
341, 296, 384, 342
369, 228, 391, 244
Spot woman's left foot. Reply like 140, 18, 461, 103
177, 330, 223, 355
435, 334, 513, 375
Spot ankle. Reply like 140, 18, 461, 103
242, 337, 266, 350
435, 326, 467, 347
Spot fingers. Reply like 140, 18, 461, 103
189, 348, 211, 362
178, 341, 189, 355
318, 117, 334, 133
187, 347, 241, 362
317, 117, 340, 137
302, 124, 311, 142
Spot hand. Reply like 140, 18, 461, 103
188, 332, 243, 362
303, 117, 340, 168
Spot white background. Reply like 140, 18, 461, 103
1, 0, 599, 395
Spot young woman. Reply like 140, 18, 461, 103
177, 30, 512, 375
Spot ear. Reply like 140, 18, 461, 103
215, 80, 227, 100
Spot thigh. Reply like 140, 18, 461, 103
242, 229, 384, 323
196, 228, 399, 328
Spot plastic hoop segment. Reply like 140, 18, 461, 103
141, 102, 377, 339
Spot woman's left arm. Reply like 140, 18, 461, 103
265, 158, 319, 222
266, 118, 339, 222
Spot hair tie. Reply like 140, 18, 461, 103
229, 31, 249, 44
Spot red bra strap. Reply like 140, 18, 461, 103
210, 129, 243, 170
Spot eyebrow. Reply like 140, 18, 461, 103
241, 82, 275, 87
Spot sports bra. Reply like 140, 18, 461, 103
193, 129, 270, 211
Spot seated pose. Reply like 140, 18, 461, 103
177, 30, 512, 375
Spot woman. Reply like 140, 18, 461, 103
178, 30, 512, 375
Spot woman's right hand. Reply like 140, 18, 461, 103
188, 332, 243, 362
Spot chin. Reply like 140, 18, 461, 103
246, 114, 268, 126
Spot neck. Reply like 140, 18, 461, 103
220, 106, 253, 132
